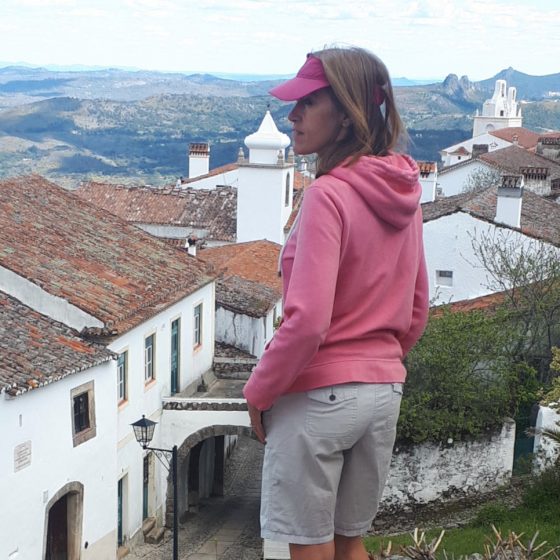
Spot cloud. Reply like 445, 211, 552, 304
13, 0, 75, 5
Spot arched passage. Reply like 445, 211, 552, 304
162, 424, 253, 528
43, 481, 84, 560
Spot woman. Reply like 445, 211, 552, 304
243, 46, 429, 560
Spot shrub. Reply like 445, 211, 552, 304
398, 308, 518, 444
471, 504, 510, 528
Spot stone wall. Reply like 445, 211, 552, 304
213, 356, 257, 378
533, 404, 560, 471
380, 419, 516, 512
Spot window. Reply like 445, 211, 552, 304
74, 393, 89, 432
71, 381, 96, 446
436, 270, 453, 287
285, 173, 291, 206
170, 318, 180, 394
117, 351, 128, 403
145, 334, 155, 383
194, 303, 202, 347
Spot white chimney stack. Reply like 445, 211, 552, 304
417, 161, 438, 203
495, 175, 524, 229
188, 143, 210, 179
185, 236, 197, 257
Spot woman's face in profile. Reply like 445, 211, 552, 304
288, 88, 347, 157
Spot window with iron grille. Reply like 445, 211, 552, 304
71, 380, 96, 446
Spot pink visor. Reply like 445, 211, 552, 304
269, 54, 330, 101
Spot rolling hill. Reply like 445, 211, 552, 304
0, 66, 558, 187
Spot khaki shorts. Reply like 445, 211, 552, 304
260, 382, 402, 545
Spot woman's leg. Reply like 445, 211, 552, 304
290, 541, 335, 560
334, 534, 369, 560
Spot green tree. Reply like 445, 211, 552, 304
462, 166, 501, 194
470, 229, 560, 382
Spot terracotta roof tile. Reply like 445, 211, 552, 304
479, 145, 560, 181
294, 171, 313, 190
285, 188, 304, 232
216, 275, 279, 317
0, 176, 215, 336
417, 160, 437, 177
0, 291, 114, 397
450, 146, 470, 155
199, 240, 282, 293
75, 181, 237, 242
489, 127, 541, 149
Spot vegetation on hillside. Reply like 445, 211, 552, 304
0, 65, 557, 185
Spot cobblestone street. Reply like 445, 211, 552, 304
127, 436, 264, 560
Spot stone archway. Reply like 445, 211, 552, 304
43, 481, 84, 560
163, 425, 253, 528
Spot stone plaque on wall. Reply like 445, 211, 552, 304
14, 441, 32, 472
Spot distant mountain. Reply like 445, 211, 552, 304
0, 65, 558, 187
476, 67, 560, 100
393, 77, 441, 87
0, 66, 276, 110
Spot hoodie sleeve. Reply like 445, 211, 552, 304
243, 185, 342, 411
398, 216, 429, 356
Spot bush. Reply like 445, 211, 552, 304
471, 504, 510, 527
398, 308, 518, 444
522, 463, 560, 521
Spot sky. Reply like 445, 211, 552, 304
1, 0, 559, 81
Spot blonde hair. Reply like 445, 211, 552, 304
312, 46, 407, 176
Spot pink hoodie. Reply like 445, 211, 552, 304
243, 153, 429, 411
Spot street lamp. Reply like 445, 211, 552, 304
131, 415, 179, 560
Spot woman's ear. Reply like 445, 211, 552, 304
341, 117, 351, 128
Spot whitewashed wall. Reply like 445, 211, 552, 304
110, 280, 215, 545
184, 169, 239, 191
381, 420, 516, 510
215, 301, 280, 357
0, 362, 117, 560
441, 133, 512, 167
138, 224, 207, 240
420, 174, 437, 203
0, 265, 103, 332
237, 165, 293, 245
423, 212, 551, 304
533, 405, 560, 471
437, 160, 493, 197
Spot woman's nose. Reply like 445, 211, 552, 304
288, 102, 301, 122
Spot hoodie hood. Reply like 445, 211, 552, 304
328, 154, 421, 230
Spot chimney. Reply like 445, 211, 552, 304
512, 134, 519, 146
472, 144, 489, 158
495, 175, 524, 228
185, 236, 197, 257
188, 143, 210, 179
417, 161, 437, 203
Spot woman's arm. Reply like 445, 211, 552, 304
243, 186, 342, 411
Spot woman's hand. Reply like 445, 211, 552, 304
247, 401, 266, 444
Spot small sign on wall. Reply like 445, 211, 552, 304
14, 441, 32, 472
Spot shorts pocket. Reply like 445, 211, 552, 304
385, 383, 403, 431
305, 385, 357, 437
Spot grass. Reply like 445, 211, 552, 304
365, 467, 560, 556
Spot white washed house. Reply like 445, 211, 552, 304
0, 175, 216, 556
0, 292, 117, 560
423, 176, 560, 305
437, 144, 560, 198
199, 240, 282, 358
